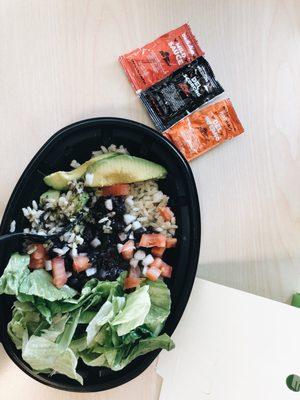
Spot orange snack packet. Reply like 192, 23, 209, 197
163, 99, 244, 161
119, 23, 204, 92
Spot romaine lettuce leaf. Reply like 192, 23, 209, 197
0, 253, 30, 295
143, 279, 171, 335
86, 301, 114, 345
19, 269, 77, 301
111, 285, 151, 336
22, 308, 82, 383
40, 314, 69, 342
7, 301, 41, 349
80, 333, 174, 371
22, 336, 83, 384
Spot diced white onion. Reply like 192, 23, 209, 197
99, 217, 109, 224
125, 196, 134, 207
129, 258, 139, 268
90, 237, 101, 248
117, 243, 123, 253
123, 214, 136, 225
70, 246, 78, 258
134, 250, 146, 260
118, 232, 127, 242
86, 267, 97, 277
85, 172, 94, 186
142, 266, 149, 277
124, 224, 132, 233
66, 271, 72, 278
142, 254, 154, 267
132, 221, 142, 231
45, 260, 53, 271
129, 232, 134, 239
105, 199, 113, 211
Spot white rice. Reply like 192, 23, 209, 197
126, 180, 177, 237
9, 220, 16, 233
92, 144, 128, 158
70, 159, 81, 169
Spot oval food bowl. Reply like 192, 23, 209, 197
0, 117, 200, 392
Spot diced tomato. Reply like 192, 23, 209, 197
73, 255, 91, 273
124, 277, 142, 289
29, 243, 48, 269
151, 247, 166, 257
166, 238, 177, 248
159, 206, 174, 221
29, 257, 45, 269
121, 240, 135, 260
139, 233, 166, 248
102, 184, 130, 197
146, 266, 161, 281
160, 262, 173, 278
150, 257, 163, 269
52, 257, 67, 288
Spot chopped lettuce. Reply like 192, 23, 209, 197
0, 254, 30, 295
2, 253, 174, 384
22, 336, 83, 384
7, 301, 42, 350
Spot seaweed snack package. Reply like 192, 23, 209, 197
163, 99, 244, 161
119, 24, 204, 92
140, 57, 224, 131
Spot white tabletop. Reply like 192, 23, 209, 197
0, 0, 299, 398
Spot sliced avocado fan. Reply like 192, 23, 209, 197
44, 152, 119, 190
85, 155, 167, 187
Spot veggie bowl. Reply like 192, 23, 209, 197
0, 117, 200, 392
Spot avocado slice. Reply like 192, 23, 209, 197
44, 152, 119, 190
40, 189, 60, 205
85, 155, 167, 187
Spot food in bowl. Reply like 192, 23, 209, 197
0, 145, 177, 384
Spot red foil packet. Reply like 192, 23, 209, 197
164, 99, 244, 161
119, 24, 204, 92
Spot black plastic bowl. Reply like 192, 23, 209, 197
0, 117, 200, 392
